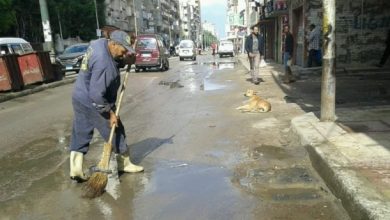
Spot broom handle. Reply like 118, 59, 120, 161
107, 66, 131, 144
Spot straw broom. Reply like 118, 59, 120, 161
82, 65, 132, 199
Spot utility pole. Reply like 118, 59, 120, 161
245, 0, 250, 34
39, 0, 55, 62
169, 16, 172, 46
93, 0, 101, 37
321, 0, 336, 121
133, 0, 138, 35
244, 0, 250, 55
56, 9, 63, 40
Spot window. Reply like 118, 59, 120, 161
21, 43, 34, 53
180, 41, 193, 48
63, 45, 89, 54
136, 38, 157, 50
10, 44, 23, 54
0, 45, 9, 55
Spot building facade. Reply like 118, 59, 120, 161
203, 21, 217, 36
239, 0, 390, 67
179, 0, 202, 43
104, 0, 181, 46
226, 0, 246, 40
287, 0, 390, 67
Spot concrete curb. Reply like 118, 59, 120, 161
0, 78, 76, 103
291, 113, 390, 220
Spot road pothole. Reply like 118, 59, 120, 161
232, 166, 323, 201
248, 144, 290, 160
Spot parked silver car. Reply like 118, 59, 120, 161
55, 43, 89, 74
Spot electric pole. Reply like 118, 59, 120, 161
246, 0, 250, 34
93, 0, 101, 37
39, 0, 55, 62
133, 0, 138, 35
321, 0, 336, 121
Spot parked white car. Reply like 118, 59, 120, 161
218, 40, 234, 58
178, 40, 196, 61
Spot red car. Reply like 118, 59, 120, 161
135, 34, 170, 72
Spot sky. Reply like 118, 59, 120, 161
200, 0, 227, 39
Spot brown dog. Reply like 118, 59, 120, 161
236, 89, 271, 113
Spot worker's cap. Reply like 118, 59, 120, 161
109, 30, 135, 53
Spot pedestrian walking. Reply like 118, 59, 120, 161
69, 30, 144, 182
378, 29, 390, 68
211, 42, 217, 56
307, 24, 322, 67
283, 25, 295, 84
245, 26, 264, 85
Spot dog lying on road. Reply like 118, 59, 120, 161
236, 89, 271, 113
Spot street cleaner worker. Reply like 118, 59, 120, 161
69, 30, 144, 182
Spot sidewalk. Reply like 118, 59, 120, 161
0, 77, 77, 103
238, 54, 390, 220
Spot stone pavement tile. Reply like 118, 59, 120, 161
329, 133, 390, 167
292, 112, 390, 220
291, 113, 326, 146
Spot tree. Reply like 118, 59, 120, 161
48, 0, 106, 41
0, 0, 106, 42
203, 30, 218, 48
0, 0, 16, 35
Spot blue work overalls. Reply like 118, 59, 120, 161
70, 39, 127, 154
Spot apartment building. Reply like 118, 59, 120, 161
104, 0, 181, 46
104, 0, 153, 33
153, 0, 181, 46
203, 21, 217, 36
179, 0, 201, 43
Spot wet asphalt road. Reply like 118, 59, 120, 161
0, 54, 350, 219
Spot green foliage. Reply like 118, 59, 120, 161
0, 0, 105, 42
203, 30, 218, 48
0, 0, 16, 35
48, 0, 106, 41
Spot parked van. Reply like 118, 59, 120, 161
0, 37, 34, 55
135, 34, 169, 72
218, 40, 234, 57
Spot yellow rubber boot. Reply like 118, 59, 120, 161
70, 151, 88, 182
117, 152, 144, 173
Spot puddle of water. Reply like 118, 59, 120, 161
158, 80, 184, 89
201, 80, 226, 91
192, 61, 236, 70
233, 164, 321, 202
248, 144, 289, 160
130, 160, 253, 219
270, 188, 322, 201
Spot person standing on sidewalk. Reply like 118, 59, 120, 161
307, 24, 322, 67
283, 25, 295, 84
69, 30, 144, 182
245, 26, 264, 85
378, 29, 390, 68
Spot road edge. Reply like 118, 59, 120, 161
0, 78, 76, 103
291, 112, 390, 220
